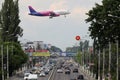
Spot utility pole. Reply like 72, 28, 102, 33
1, 45, 4, 80
7, 44, 9, 79
82, 44, 85, 71
102, 48, 105, 80
0, 28, 4, 80
98, 46, 101, 80
116, 40, 118, 80
108, 41, 111, 80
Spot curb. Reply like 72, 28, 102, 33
79, 66, 96, 80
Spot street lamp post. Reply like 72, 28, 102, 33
82, 35, 91, 73
82, 45, 85, 70
79, 39, 85, 71
4, 31, 9, 80
7, 44, 9, 79
98, 46, 101, 80
102, 48, 105, 80
0, 29, 16, 80
75, 35, 81, 65
108, 41, 111, 80
0, 28, 4, 80
1, 44, 4, 80
116, 39, 119, 80
6, 33, 16, 79
108, 14, 119, 80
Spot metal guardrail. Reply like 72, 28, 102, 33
79, 66, 96, 80
48, 66, 57, 80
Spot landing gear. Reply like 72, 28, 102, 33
49, 16, 53, 19
64, 15, 66, 18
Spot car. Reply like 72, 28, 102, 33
69, 64, 73, 67
65, 66, 71, 70
77, 75, 84, 80
39, 72, 45, 77
48, 66, 53, 70
65, 69, 70, 74
57, 66, 62, 69
73, 68, 78, 73
44, 70, 49, 74
24, 73, 38, 80
64, 66, 70, 69
32, 70, 40, 74
44, 69, 49, 74
57, 69, 63, 73
24, 72, 31, 76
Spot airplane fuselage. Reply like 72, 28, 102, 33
28, 6, 70, 18
54, 10, 70, 15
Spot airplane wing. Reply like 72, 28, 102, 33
49, 12, 56, 16
49, 11, 59, 18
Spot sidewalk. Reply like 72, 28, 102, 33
79, 66, 96, 80
9, 73, 24, 80
9, 68, 25, 80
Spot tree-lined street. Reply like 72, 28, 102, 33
0, 0, 119, 80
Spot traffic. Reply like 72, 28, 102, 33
21, 57, 87, 80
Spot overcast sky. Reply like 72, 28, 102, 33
0, 0, 102, 51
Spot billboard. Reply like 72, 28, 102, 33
32, 52, 50, 57
60, 52, 66, 56
66, 52, 77, 57
60, 52, 77, 57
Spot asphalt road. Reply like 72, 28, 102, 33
52, 57, 92, 80
38, 70, 52, 80
53, 65, 89, 80
9, 65, 54, 80
9, 57, 93, 80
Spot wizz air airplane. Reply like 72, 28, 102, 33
28, 6, 70, 18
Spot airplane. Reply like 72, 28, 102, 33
28, 6, 70, 18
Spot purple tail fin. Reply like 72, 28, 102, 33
28, 6, 36, 13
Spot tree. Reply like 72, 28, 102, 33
75, 51, 82, 64
0, 42, 28, 79
0, 0, 23, 42
79, 41, 84, 52
66, 46, 79, 53
50, 46, 62, 52
86, 0, 120, 79
0, 0, 28, 79
7, 42, 28, 76
83, 40, 89, 52
86, 0, 120, 47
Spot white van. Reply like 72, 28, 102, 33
24, 73, 38, 80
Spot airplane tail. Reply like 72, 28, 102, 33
28, 6, 36, 13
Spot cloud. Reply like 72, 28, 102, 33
71, 7, 88, 19
49, 1, 68, 10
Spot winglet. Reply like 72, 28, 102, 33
28, 6, 36, 13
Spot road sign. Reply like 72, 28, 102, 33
75, 36, 80, 40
